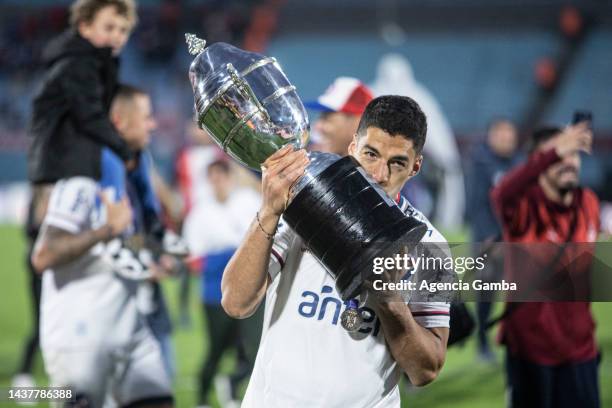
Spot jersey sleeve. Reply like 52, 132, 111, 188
408, 236, 452, 328
268, 216, 298, 280
44, 177, 97, 234
408, 302, 450, 328
406, 204, 452, 328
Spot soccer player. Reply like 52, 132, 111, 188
222, 95, 450, 406
491, 123, 599, 408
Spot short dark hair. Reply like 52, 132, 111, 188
356, 95, 427, 153
114, 84, 146, 102
529, 126, 561, 153
111, 84, 147, 114
70, 0, 137, 28
487, 117, 515, 133
207, 159, 231, 175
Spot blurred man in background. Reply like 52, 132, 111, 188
467, 118, 519, 361
491, 123, 599, 408
182, 160, 261, 408
304, 76, 373, 155
103, 85, 185, 381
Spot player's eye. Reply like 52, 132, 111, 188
390, 161, 407, 170
363, 150, 377, 159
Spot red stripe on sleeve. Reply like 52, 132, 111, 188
270, 247, 285, 270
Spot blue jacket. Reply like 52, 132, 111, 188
100, 148, 161, 234
200, 248, 236, 305
100, 147, 171, 336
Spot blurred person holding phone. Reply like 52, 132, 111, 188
491, 117, 600, 408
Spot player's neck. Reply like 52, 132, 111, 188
214, 191, 229, 203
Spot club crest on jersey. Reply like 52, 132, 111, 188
297, 285, 381, 336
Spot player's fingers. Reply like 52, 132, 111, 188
267, 149, 307, 176
577, 132, 593, 153
98, 190, 110, 206
281, 159, 309, 187
262, 145, 294, 169
278, 153, 309, 181
575, 121, 589, 132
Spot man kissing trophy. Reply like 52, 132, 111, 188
185, 34, 428, 331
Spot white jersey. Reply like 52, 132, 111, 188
39, 177, 171, 406
242, 197, 451, 408
182, 188, 260, 255
39, 177, 137, 349
176, 144, 220, 213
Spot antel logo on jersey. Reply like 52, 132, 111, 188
298, 285, 381, 336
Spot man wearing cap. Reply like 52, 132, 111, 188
305, 77, 374, 155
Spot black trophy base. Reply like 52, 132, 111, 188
284, 156, 428, 300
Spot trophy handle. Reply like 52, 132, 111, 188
216, 63, 276, 152
226, 63, 271, 123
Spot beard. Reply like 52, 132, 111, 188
557, 176, 578, 197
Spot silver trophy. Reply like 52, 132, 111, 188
186, 34, 427, 305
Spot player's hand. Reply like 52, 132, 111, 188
260, 145, 309, 216
101, 194, 133, 237
554, 122, 593, 157
149, 255, 178, 281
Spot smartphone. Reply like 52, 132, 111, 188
572, 110, 593, 128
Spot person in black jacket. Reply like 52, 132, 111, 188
28, 0, 137, 184
13, 0, 138, 389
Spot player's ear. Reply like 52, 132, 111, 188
78, 21, 92, 39
410, 154, 423, 176
348, 133, 358, 156
110, 109, 123, 130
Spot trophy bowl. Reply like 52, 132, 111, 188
187, 35, 308, 170
187, 34, 427, 301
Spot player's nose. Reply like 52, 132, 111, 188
371, 162, 389, 184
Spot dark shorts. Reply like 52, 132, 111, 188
505, 353, 600, 408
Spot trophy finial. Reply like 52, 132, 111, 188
185, 33, 207, 55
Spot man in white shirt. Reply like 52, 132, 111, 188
222, 95, 450, 407
32, 178, 174, 407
